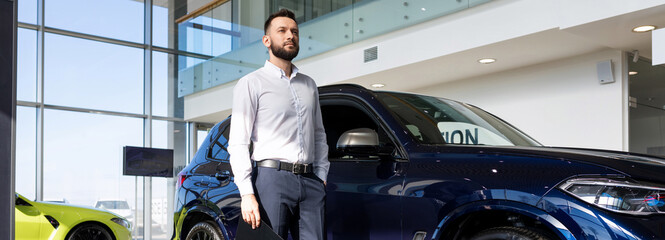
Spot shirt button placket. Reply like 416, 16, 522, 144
289, 81, 305, 164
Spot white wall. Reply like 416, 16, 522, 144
413, 50, 627, 151
654, 28, 665, 66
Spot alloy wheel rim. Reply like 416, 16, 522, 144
193, 230, 214, 240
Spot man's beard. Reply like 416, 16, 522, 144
271, 42, 299, 61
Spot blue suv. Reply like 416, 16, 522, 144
173, 84, 665, 240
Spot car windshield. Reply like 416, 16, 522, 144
376, 92, 541, 147
96, 201, 130, 209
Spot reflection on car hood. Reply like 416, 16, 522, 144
35, 201, 120, 218
439, 145, 665, 184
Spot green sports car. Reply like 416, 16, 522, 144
15, 193, 132, 240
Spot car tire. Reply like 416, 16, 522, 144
470, 226, 554, 240
66, 223, 114, 240
186, 221, 225, 240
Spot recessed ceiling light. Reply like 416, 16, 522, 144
421, 8, 427, 11
371, 83, 385, 88
632, 25, 657, 33
478, 58, 496, 64
629, 71, 638, 75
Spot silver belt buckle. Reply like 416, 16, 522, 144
292, 163, 301, 173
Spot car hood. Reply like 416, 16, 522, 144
433, 145, 665, 184
34, 201, 121, 219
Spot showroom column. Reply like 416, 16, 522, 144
0, 0, 17, 239
144, 0, 153, 239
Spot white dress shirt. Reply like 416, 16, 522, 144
228, 60, 330, 196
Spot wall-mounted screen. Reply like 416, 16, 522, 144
123, 146, 174, 177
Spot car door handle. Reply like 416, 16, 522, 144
215, 170, 231, 180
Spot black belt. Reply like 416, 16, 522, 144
255, 160, 313, 174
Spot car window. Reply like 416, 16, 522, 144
321, 98, 395, 161
377, 92, 540, 146
209, 123, 231, 161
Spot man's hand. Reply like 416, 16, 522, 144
241, 194, 261, 229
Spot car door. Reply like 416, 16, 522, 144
203, 120, 243, 239
320, 97, 405, 240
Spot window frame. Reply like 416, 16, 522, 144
320, 95, 404, 163
206, 119, 231, 162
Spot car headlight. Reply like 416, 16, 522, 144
558, 177, 665, 215
111, 217, 131, 229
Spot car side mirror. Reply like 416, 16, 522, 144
336, 128, 380, 156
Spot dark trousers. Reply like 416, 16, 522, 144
254, 166, 326, 240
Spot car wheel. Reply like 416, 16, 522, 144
470, 226, 554, 240
186, 221, 225, 240
67, 223, 114, 240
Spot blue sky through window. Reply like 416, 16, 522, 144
42, 109, 143, 206
17, 28, 37, 102
45, 0, 144, 43
44, 33, 144, 114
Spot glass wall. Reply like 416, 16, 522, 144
152, 52, 185, 118
45, 0, 144, 43
42, 110, 143, 204
44, 33, 144, 113
177, 0, 492, 97
16, 1, 199, 239
15, 107, 37, 200
152, 120, 187, 239
629, 57, 665, 157
18, 0, 37, 25
153, 0, 173, 49
17, 28, 37, 102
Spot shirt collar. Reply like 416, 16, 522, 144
264, 60, 299, 80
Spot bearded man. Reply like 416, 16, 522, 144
228, 8, 329, 240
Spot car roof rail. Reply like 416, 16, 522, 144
319, 83, 370, 94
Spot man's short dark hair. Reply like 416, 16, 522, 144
264, 9, 297, 34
